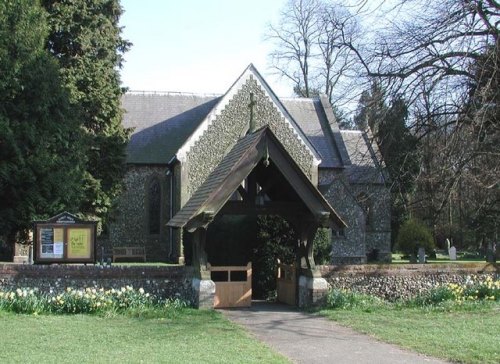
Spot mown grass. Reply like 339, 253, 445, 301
319, 299, 500, 364
0, 309, 289, 364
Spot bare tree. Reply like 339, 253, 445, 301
266, 0, 361, 104
350, 0, 500, 245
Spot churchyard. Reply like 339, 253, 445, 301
0, 275, 498, 363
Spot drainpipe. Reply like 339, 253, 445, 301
166, 156, 177, 261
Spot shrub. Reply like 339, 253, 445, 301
408, 276, 499, 307
325, 288, 382, 310
396, 219, 435, 258
313, 228, 331, 264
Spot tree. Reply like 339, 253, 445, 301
0, 0, 86, 247
353, 82, 420, 245
267, 0, 360, 105
41, 0, 131, 228
396, 219, 435, 261
346, 0, 499, 247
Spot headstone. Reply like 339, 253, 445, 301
486, 242, 496, 263
13, 242, 29, 264
449, 246, 457, 261
418, 247, 426, 264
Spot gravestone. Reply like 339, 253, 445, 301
486, 242, 496, 263
418, 247, 426, 264
449, 246, 457, 261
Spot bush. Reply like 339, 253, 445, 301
407, 276, 499, 307
325, 288, 382, 310
313, 228, 331, 264
396, 219, 435, 258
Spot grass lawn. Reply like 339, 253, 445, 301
319, 303, 500, 364
0, 309, 288, 364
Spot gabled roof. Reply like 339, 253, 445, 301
175, 64, 320, 164
122, 93, 220, 164
341, 130, 387, 184
168, 127, 346, 231
120, 65, 385, 184
281, 97, 347, 168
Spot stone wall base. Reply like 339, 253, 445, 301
298, 276, 330, 308
191, 278, 215, 309
331, 256, 367, 265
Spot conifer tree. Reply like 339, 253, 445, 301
0, 0, 86, 247
42, 0, 131, 228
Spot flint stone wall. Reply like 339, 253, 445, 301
108, 165, 172, 262
0, 264, 194, 303
186, 76, 315, 198
320, 263, 498, 301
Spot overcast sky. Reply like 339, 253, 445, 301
119, 0, 293, 96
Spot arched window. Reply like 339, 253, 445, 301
148, 177, 162, 235
357, 193, 372, 228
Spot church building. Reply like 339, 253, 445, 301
109, 64, 391, 269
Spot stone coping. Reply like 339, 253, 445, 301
0, 263, 194, 279
320, 262, 499, 275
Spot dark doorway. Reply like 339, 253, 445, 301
205, 214, 296, 300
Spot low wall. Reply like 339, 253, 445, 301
0, 264, 194, 303
2, 263, 498, 305
320, 263, 499, 301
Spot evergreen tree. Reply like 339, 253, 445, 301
353, 82, 386, 132
377, 96, 420, 245
0, 0, 86, 246
41, 0, 131, 228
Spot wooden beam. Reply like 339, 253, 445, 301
219, 201, 307, 216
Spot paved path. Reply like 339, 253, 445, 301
221, 302, 449, 364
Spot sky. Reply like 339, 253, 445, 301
119, 0, 293, 97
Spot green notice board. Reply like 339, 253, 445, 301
33, 212, 96, 264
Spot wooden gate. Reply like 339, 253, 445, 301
277, 260, 296, 306
209, 262, 252, 308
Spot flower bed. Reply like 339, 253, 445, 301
0, 285, 188, 314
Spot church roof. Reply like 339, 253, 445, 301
120, 65, 385, 185
341, 130, 386, 184
122, 92, 220, 164
122, 93, 350, 168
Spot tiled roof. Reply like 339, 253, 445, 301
168, 127, 346, 230
122, 92, 220, 164
340, 130, 386, 184
282, 98, 344, 168
168, 129, 265, 229
121, 92, 385, 185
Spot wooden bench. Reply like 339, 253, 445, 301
112, 247, 146, 262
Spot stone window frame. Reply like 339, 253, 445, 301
356, 192, 373, 231
332, 228, 346, 239
145, 174, 165, 236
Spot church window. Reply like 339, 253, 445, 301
357, 193, 373, 228
148, 177, 162, 235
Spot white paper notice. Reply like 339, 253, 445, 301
54, 242, 64, 256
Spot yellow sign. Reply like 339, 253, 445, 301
54, 228, 64, 243
67, 228, 91, 259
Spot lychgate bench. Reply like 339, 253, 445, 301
112, 247, 146, 262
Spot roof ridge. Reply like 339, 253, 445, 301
126, 90, 222, 97
280, 96, 319, 101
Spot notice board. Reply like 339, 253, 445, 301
33, 212, 96, 264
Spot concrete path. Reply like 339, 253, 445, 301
221, 302, 449, 364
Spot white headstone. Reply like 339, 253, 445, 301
418, 247, 426, 264
449, 246, 457, 261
